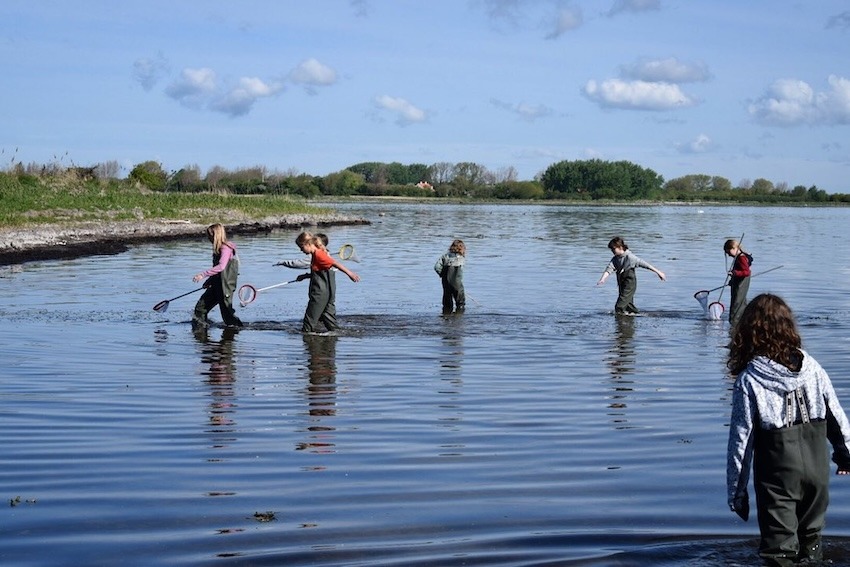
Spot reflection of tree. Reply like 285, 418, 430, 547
297, 334, 338, 455
194, 327, 239, 448
606, 316, 635, 429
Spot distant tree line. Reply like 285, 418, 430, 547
6, 156, 850, 204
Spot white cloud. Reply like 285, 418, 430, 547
748, 75, 850, 126
608, 0, 661, 17
546, 7, 583, 39
583, 79, 696, 110
620, 57, 710, 83
374, 95, 427, 125
165, 68, 217, 107
490, 98, 554, 121
289, 58, 338, 93
676, 133, 714, 154
212, 77, 283, 117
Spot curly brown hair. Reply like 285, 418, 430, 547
727, 293, 802, 376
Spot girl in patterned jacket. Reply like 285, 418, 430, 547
726, 293, 850, 566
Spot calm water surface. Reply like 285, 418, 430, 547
3, 204, 850, 566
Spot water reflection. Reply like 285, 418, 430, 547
194, 327, 239, 449
606, 315, 636, 430
296, 334, 338, 456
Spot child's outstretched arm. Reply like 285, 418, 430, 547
275, 258, 311, 269
333, 261, 360, 282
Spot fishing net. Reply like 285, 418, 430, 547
708, 301, 725, 321
338, 243, 360, 263
237, 284, 258, 307
694, 290, 725, 321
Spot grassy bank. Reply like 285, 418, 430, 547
0, 171, 329, 228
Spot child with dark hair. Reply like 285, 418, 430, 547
724, 238, 753, 327
727, 293, 850, 566
596, 236, 665, 315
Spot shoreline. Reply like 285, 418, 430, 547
0, 214, 370, 266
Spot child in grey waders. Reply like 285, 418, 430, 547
596, 236, 665, 315
192, 223, 243, 329
434, 239, 466, 314
727, 294, 850, 567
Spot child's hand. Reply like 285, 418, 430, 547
657, 271, 666, 281
193, 273, 204, 283
349, 273, 360, 282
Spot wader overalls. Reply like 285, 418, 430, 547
302, 268, 337, 333
754, 388, 829, 566
440, 262, 465, 314
615, 268, 638, 314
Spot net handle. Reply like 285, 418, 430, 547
237, 279, 301, 307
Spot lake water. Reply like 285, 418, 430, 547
3, 203, 850, 566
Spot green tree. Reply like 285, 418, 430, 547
128, 161, 167, 191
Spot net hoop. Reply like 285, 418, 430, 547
237, 284, 257, 307
708, 301, 725, 321
338, 243, 359, 262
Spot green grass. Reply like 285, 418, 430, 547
0, 172, 329, 227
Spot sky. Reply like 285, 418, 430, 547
2, 0, 850, 192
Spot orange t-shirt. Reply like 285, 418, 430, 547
311, 248, 335, 271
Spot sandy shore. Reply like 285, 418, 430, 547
0, 213, 370, 265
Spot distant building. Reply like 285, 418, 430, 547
416, 181, 433, 191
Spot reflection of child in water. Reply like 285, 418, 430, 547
596, 236, 665, 315
726, 294, 850, 566
434, 239, 466, 314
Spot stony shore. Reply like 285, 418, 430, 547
0, 213, 370, 266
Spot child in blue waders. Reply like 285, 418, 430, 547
727, 293, 850, 566
596, 236, 665, 315
434, 239, 466, 314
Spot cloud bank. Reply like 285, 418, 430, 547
749, 75, 850, 126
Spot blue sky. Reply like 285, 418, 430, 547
3, 1, 850, 191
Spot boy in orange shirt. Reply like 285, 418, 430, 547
295, 232, 360, 333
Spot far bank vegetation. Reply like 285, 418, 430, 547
2, 153, 848, 226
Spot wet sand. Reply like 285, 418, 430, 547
0, 214, 370, 265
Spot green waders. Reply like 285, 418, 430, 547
754, 409, 829, 566
302, 269, 337, 333
729, 275, 750, 328
615, 268, 638, 314
193, 248, 243, 328
440, 264, 465, 313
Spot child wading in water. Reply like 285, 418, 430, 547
192, 223, 244, 329
434, 239, 466, 314
727, 294, 850, 566
596, 236, 665, 315
724, 238, 753, 327
295, 232, 359, 333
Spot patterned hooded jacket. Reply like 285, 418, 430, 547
727, 350, 850, 508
